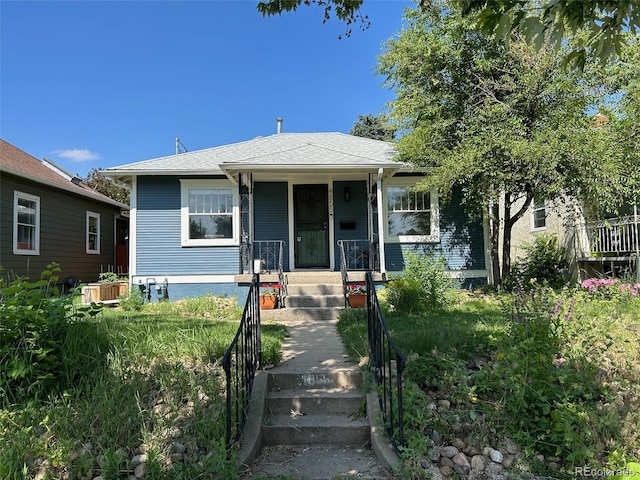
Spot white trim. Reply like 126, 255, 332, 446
132, 274, 237, 284
384, 179, 440, 243
377, 169, 386, 275
287, 177, 337, 271
180, 179, 240, 247
86, 211, 101, 254
483, 211, 493, 285
445, 269, 490, 279
13, 190, 40, 255
530, 199, 547, 231
129, 177, 138, 280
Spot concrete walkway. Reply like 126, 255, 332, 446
238, 316, 400, 480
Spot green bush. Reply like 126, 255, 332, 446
0, 263, 101, 405
506, 234, 569, 291
385, 251, 459, 313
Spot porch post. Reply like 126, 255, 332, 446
377, 168, 387, 276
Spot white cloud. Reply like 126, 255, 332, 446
53, 148, 101, 162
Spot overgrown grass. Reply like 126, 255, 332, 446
0, 295, 287, 480
338, 289, 640, 478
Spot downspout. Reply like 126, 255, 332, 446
377, 168, 387, 277
129, 176, 137, 289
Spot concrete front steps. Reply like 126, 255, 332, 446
238, 271, 399, 479
263, 371, 368, 446
259, 271, 366, 322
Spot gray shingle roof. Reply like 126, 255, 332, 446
104, 133, 404, 176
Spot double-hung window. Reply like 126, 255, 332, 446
531, 198, 546, 231
385, 182, 439, 243
13, 191, 40, 255
180, 179, 238, 246
86, 211, 100, 254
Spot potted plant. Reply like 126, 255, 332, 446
260, 283, 281, 309
346, 282, 367, 308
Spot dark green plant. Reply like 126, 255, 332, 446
0, 263, 102, 405
119, 286, 145, 311
385, 251, 459, 313
506, 234, 569, 291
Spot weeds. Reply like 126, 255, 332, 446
0, 268, 287, 480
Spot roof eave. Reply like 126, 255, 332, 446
1, 165, 128, 210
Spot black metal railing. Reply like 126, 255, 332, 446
222, 273, 261, 449
338, 239, 377, 307
365, 271, 406, 449
337, 239, 379, 271
253, 240, 287, 307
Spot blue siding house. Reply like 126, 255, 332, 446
105, 132, 489, 300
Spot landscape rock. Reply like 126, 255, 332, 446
453, 452, 470, 468
454, 464, 470, 476
471, 455, 486, 471
134, 463, 146, 479
503, 454, 514, 468
430, 429, 443, 445
489, 448, 504, 464
441, 446, 460, 458
503, 437, 521, 455
131, 454, 147, 466
440, 456, 454, 467
440, 465, 454, 476
437, 399, 451, 409
452, 438, 466, 450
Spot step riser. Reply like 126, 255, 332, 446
286, 284, 344, 296
269, 372, 362, 390
262, 425, 369, 446
260, 308, 342, 322
286, 296, 344, 308
266, 395, 364, 415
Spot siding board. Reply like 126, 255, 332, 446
253, 182, 290, 271
1, 173, 119, 285
135, 176, 239, 275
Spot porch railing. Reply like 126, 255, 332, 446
247, 240, 287, 307
365, 271, 406, 450
337, 239, 379, 271
338, 239, 378, 307
580, 215, 640, 257
222, 273, 261, 449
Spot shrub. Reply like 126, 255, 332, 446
0, 263, 101, 405
385, 251, 459, 313
506, 234, 568, 291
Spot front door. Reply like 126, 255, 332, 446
294, 184, 329, 268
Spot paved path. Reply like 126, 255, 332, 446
238, 318, 397, 480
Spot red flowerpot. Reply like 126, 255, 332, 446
260, 295, 278, 310
348, 293, 366, 308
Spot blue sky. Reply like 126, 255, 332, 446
1, 0, 412, 177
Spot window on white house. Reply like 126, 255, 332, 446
531, 198, 547, 230
13, 191, 40, 255
385, 183, 439, 242
87, 211, 100, 254
180, 180, 238, 246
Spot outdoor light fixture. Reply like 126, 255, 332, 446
344, 186, 351, 202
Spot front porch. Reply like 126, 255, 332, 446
576, 215, 640, 279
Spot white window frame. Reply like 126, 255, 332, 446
86, 211, 101, 254
180, 179, 239, 247
13, 191, 40, 255
384, 180, 440, 243
531, 199, 547, 231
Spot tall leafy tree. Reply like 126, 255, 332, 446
376, 1, 626, 287
84, 168, 130, 205
350, 114, 396, 141
257, 0, 639, 66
